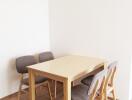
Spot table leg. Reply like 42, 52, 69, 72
63, 79, 71, 100
29, 69, 35, 100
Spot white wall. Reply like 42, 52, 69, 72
50, 0, 132, 100
130, 58, 132, 100
0, 0, 49, 98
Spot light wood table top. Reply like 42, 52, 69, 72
28, 55, 106, 81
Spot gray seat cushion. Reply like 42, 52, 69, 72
81, 75, 94, 86
71, 84, 90, 100
22, 76, 48, 85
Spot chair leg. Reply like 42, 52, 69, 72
54, 81, 57, 98
47, 82, 52, 100
35, 89, 37, 96
52, 80, 54, 83
18, 81, 22, 100
102, 92, 107, 100
18, 75, 24, 100
112, 88, 116, 100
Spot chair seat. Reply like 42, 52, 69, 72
22, 76, 48, 85
81, 75, 94, 86
71, 84, 90, 100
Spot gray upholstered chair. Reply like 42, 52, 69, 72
38, 51, 57, 98
81, 61, 117, 100
71, 69, 108, 100
39, 51, 54, 63
16, 55, 52, 100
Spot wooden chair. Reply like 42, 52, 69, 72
16, 55, 52, 100
71, 69, 108, 100
38, 51, 57, 98
105, 61, 117, 100
80, 62, 117, 100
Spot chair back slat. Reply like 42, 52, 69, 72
88, 69, 108, 96
108, 61, 117, 86
104, 68, 113, 91
90, 80, 99, 100
39, 51, 54, 63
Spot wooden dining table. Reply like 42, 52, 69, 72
28, 55, 106, 100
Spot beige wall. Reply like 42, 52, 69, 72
50, 0, 132, 100
0, 0, 50, 98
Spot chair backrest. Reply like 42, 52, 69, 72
108, 61, 117, 86
16, 55, 37, 74
88, 69, 108, 97
39, 51, 54, 63
88, 62, 117, 99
